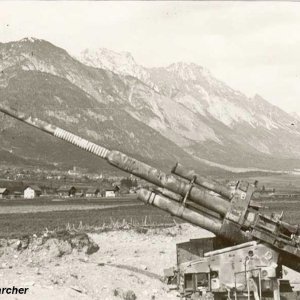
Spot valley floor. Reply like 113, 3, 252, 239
1, 196, 300, 238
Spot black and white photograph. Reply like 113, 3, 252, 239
0, 1, 300, 299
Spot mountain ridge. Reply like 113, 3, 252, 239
78, 46, 300, 160
0, 37, 300, 173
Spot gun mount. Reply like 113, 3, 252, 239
1, 105, 300, 300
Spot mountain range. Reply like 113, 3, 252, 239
0, 37, 300, 174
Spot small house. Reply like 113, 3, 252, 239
104, 189, 116, 198
57, 185, 76, 197
24, 185, 42, 199
0, 188, 9, 199
86, 188, 100, 198
104, 185, 120, 197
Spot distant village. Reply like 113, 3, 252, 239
0, 166, 140, 199
1, 166, 300, 201
0, 183, 134, 199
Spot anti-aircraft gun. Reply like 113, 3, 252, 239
0, 105, 300, 300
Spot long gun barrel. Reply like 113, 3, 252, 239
1, 105, 300, 273
0, 105, 229, 216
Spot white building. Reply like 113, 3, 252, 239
105, 190, 116, 198
24, 186, 42, 199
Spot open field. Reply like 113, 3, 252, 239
0, 196, 138, 214
0, 197, 177, 238
0, 195, 299, 238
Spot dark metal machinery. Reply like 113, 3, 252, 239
0, 105, 299, 299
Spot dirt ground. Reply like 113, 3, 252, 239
0, 224, 211, 300
0, 224, 299, 300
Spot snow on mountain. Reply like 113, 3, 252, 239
79, 48, 159, 92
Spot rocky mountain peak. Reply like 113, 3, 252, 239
0, 37, 69, 61
161, 61, 226, 93
166, 62, 211, 80
79, 48, 138, 73
80, 48, 137, 69
78, 47, 159, 91
20, 37, 41, 43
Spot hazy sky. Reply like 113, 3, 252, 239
0, 1, 300, 114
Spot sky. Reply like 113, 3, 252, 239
0, 1, 300, 114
